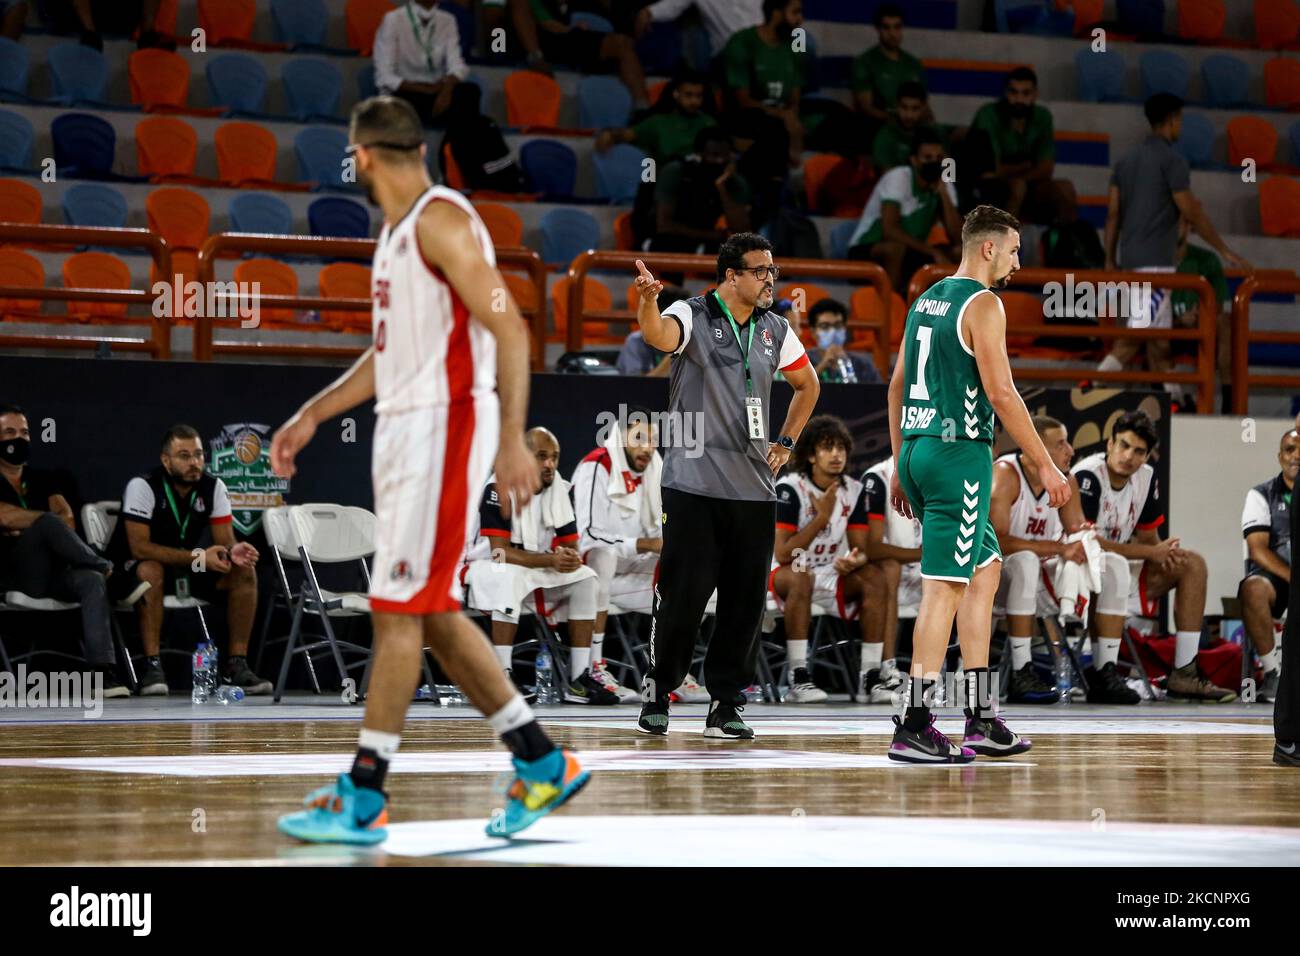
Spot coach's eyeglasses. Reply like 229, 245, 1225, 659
738, 265, 780, 281
344, 141, 424, 154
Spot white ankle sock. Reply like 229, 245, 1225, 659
591, 632, 604, 662
570, 646, 591, 677
787, 639, 808, 670
487, 694, 533, 735
1009, 636, 1032, 669
1174, 630, 1200, 670
860, 641, 883, 676
1095, 637, 1121, 668
1261, 645, 1282, 674
357, 728, 400, 760
494, 644, 512, 670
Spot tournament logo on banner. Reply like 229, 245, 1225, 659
208, 423, 289, 536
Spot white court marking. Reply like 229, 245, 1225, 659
378, 814, 1300, 866
0, 748, 1033, 777
550, 718, 1275, 736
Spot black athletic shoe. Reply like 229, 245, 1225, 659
703, 699, 753, 739
1084, 662, 1141, 705
563, 670, 619, 705
962, 712, 1032, 756
98, 667, 130, 699
1274, 740, 1300, 767
888, 714, 975, 764
505, 668, 538, 705
637, 698, 670, 735
137, 663, 168, 697
225, 656, 273, 696
1007, 662, 1058, 704
1259, 669, 1280, 704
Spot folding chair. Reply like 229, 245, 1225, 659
0, 587, 139, 683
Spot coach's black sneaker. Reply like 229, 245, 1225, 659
637, 698, 670, 735
1274, 740, 1300, 767
505, 668, 537, 706
888, 714, 975, 764
704, 699, 754, 739
225, 656, 273, 696
1007, 662, 1058, 704
1258, 669, 1280, 704
98, 666, 130, 700
962, 712, 1032, 756
1084, 662, 1141, 705
563, 670, 618, 705
1166, 661, 1237, 703
137, 662, 168, 696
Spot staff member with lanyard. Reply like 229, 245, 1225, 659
1276, 409, 1300, 767
373, 0, 470, 127
632, 233, 820, 739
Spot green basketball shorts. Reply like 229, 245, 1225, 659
897, 436, 1001, 583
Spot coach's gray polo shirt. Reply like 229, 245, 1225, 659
660, 291, 810, 502
1111, 133, 1191, 269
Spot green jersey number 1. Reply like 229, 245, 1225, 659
908, 325, 933, 401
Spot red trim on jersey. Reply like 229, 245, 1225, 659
1136, 514, 1165, 531
1040, 564, 1058, 603
481, 528, 511, 538
775, 521, 798, 531
768, 565, 780, 605
867, 513, 885, 522
370, 297, 476, 616
209, 515, 233, 525
779, 353, 811, 373
1137, 562, 1159, 617
835, 574, 860, 622
553, 532, 579, 545
847, 522, 869, 531
580, 447, 612, 472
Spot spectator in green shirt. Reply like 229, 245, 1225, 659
595, 69, 716, 166
851, 3, 926, 125
1171, 216, 1233, 409
508, 0, 650, 106
650, 126, 752, 253
969, 67, 1076, 226
871, 80, 934, 172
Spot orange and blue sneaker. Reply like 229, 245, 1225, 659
277, 773, 389, 845
486, 748, 590, 838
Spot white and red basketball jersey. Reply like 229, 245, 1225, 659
371, 186, 497, 415
774, 473, 867, 569
996, 452, 1063, 542
1071, 450, 1163, 545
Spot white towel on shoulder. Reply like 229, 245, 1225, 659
510, 475, 575, 552
603, 425, 662, 535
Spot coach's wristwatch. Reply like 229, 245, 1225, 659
776, 435, 794, 450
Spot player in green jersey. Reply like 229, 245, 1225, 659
885, 204, 1070, 763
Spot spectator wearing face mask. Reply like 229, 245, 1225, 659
373, 0, 470, 127
0, 403, 131, 697
805, 298, 881, 384
650, 127, 752, 253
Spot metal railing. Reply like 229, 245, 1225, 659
192, 233, 549, 368
1229, 274, 1300, 414
0, 223, 172, 359
563, 251, 895, 377
906, 265, 1218, 413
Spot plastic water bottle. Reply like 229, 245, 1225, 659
214, 685, 244, 705
837, 356, 858, 383
192, 640, 217, 704
535, 645, 558, 704
1055, 649, 1072, 705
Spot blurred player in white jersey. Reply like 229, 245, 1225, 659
271, 97, 588, 844
860, 455, 919, 704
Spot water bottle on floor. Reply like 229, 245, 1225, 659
214, 685, 244, 705
535, 645, 558, 704
192, 640, 216, 704
1055, 649, 1072, 705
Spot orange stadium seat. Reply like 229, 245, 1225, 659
153, 0, 178, 35
1067, 0, 1103, 33
0, 249, 44, 317
1227, 116, 1279, 168
505, 70, 562, 128
648, 79, 668, 106
550, 274, 615, 343
441, 142, 466, 190
777, 281, 831, 315
503, 271, 539, 315
199, 0, 256, 46
319, 262, 372, 331
234, 258, 298, 327
1179, 0, 1225, 43
1265, 57, 1300, 109
471, 201, 524, 247
146, 188, 210, 314
0, 178, 41, 225
63, 251, 132, 322
802, 153, 845, 213
135, 116, 197, 179
1255, 0, 1300, 50
849, 285, 905, 351
613, 211, 634, 250
129, 49, 190, 109
1260, 175, 1300, 236
215, 121, 278, 185
346, 0, 395, 56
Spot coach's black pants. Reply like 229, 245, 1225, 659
1276, 498, 1300, 743
645, 488, 775, 706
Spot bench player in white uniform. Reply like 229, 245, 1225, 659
570, 413, 663, 702
463, 427, 616, 706
272, 96, 588, 844
1072, 409, 1235, 702
989, 415, 1137, 703
860, 455, 919, 704
771, 416, 870, 703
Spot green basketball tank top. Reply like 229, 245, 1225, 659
900, 276, 995, 443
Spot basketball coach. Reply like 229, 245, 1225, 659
630, 234, 819, 740
1275, 410, 1300, 767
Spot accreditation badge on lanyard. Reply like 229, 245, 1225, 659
746, 396, 765, 441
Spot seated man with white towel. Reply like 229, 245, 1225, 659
571, 411, 663, 703
463, 427, 618, 705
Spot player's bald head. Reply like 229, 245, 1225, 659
1282, 429, 1299, 452
525, 427, 558, 453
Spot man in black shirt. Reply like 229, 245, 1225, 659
0, 404, 129, 696
104, 424, 269, 696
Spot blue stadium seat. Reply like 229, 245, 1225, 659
230, 192, 294, 235
1075, 49, 1126, 102
61, 182, 127, 228
51, 112, 117, 178
282, 58, 343, 122
270, 0, 329, 48
0, 109, 33, 170
592, 143, 645, 204
308, 196, 371, 237
994, 0, 1073, 34
828, 220, 857, 260
1174, 111, 1216, 168
1201, 54, 1251, 108
636, 20, 680, 75
443, 0, 476, 58
206, 53, 269, 114
48, 43, 108, 105
1140, 50, 1190, 100
0, 37, 28, 99
570, 12, 613, 32
295, 127, 353, 190
357, 64, 377, 101
520, 140, 577, 198
579, 76, 632, 129
539, 208, 600, 267
1117, 0, 1165, 37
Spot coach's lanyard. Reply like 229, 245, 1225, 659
714, 292, 754, 397
162, 480, 196, 540
406, 3, 438, 74
11, 482, 25, 509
